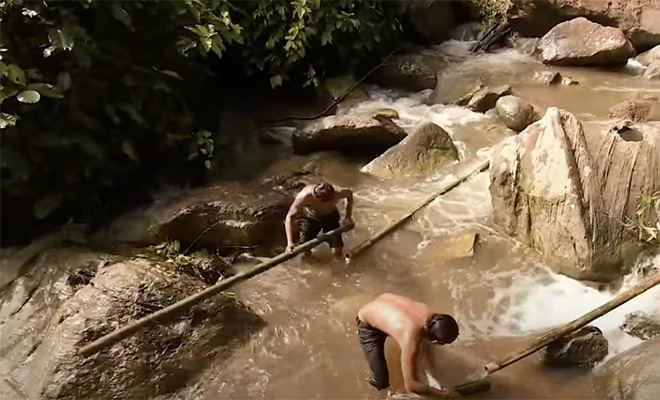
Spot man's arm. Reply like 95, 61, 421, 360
335, 186, 354, 224
401, 340, 456, 399
284, 193, 307, 252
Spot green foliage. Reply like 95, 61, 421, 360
0, 0, 405, 240
633, 192, 660, 244
470, 0, 511, 27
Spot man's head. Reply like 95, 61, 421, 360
312, 182, 335, 202
424, 314, 459, 345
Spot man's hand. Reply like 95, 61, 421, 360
285, 243, 295, 253
437, 389, 462, 399
342, 218, 355, 230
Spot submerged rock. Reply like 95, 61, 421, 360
0, 249, 264, 400
591, 336, 660, 400
489, 108, 660, 280
635, 44, 660, 66
361, 122, 459, 180
620, 311, 660, 340
369, 53, 439, 92
544, 326, 609, 368
495, 95, 540, 131
533, 71, 579, 86
292, 114, 407, 155
539, 17, 635, 66
609, 98, 660, 122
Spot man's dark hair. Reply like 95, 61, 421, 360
313, 182, 334, 200
425, 314, 459, 344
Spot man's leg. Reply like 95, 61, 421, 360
357, 318, 390, 390
322, 208, 343, 259
297, 216, 321, 261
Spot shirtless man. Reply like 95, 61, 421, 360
357, 293, 460, 398
284, 181, 354, 258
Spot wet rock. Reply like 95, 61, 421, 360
635, 44, 660, 66
409, 0, 456, 44
539, 17, 635, 66
293, 114, 407, 155
369, 53, 439, 92
150, 182, 292, 254
495, 95, 540, 131
507, 0, 660, 52
591, 336, 660, 400
361, 122, 459, 180
609, 98, 660, 122
0, 252, 264, 400
544, 326, 609, 368
534, 71, 579, 86
507, 35, 541, 56
449, 22, 481, 42
643, 59, 660, 80
467, 85, 512, 113
370, 108, 400, 120
318, 76, 370, 112
431, 74, 483, 106
620, 311, 660, 340
489, 108, 660, 280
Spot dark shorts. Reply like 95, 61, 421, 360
296, 208, 343, 248
357, 317, 389, 390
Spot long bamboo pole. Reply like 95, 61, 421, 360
483, 271, 660, 374
79, 225, 353, 357
344, 158, 490, 261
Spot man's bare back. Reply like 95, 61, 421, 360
358, 293, 431, 345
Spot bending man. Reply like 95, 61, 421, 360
284, 181, 354, 258
357, 293, 460, 398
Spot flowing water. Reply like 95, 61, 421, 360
171, 43, 660, 399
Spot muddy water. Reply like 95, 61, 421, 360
173, 44, 660, 400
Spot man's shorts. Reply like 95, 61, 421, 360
357, 317, 389, 390
296, 208, 343, 248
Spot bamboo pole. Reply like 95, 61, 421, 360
78, 225, 353, 357
484, 271, 660, 374
345, 159, 490, 261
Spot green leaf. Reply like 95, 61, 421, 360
27, 83, 65, 99
0, 112, 19, 129
270, 74, 283, 88
199, 36, 213, 53
110, 4, 132, 28
204, 159, 212, 170
122, 140, 140, 162
34, 194, 65, 219
0, 85, 19, 101
48, 28, 74, 51
7, 64, 26, 85
17, 90, 40, 103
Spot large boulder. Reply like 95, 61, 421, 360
620, 312, 660, 340
0, 249, 263, 400
408, 0, 456, 44
467, 85, 513, 113
495, 95, 540, 131
539, 17, 635, 66
507, 0, 660, 51
543, 326, 609, 368
490, 108, 660, 280
644, 59, 660, 80
361, 122, 459, 180
292, 114, 407, 155
591, 337, 660, 400
608, 98, 660, 122
369, 53, 440, 92
634, 44, 660, 66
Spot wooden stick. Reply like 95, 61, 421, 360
78, 225, 353, 357
483, 271, 660, 374
344, 159, 490, 261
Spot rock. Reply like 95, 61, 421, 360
534, 71, 579, 85
370, 108, 400, 120
409, 0, 456, 44
467, 85, 512, 113
292, 114, 407, 155
361, 122, 459, 180
620, 311, 660, 340
449, 22, 481, 41
495, 95, 540, 131
507, 35, 541, 56
539, 17, 635, 66
0, 250, 264, 400
544, 326, 609, 368
635, 44, 660, 66
150, 182, 291, 254
318, 76, 370, 112
609, 99, 660, 122
369, 53, 440, 92
591, 337, 660, 400
489, 108, 660, 280
644, 59, 660, 80
507, 0, 660, 52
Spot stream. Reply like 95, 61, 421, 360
152, 41, 660, 399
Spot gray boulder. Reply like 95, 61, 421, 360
293, 114, 407, 155
361, 122, 459, 180
467, 85, 513, 113
534, 71, 579, 86
635, 44, 660, 66
490, 108, 660, 280
609, 98, 660, 122
495, 95, 540, 131
643, 59, 660, 80
369, 53, 439, 92
591, 337, 660, 400
544, 326, 609, 368
621, 312, 660, 340
539, 17, 635, 66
